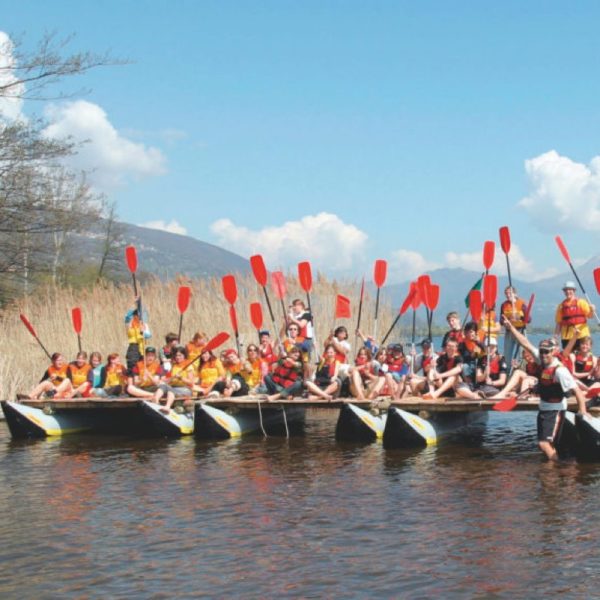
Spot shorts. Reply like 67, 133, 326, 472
387, 372, 406, 383
537, 410, 565, 443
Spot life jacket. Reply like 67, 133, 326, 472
421, 355, 434, 373
243, 358, 263, 388
478, 310, 497, 342
446, 329, 464, 344
259, 343, 277, 365
186, 342, 205, 363
135, 359, 161, 387
169, 363, 194, 387
525, 361, 542, 378
538, 365, 564, 403
438, 354, 459, 373
105, 364, 127, 387
46, 364, 68, 386
480, 354, 502, 380
271, 359, 302, 388
386, 355, 407, 374
560, 298, 587, 326
575, 352, 594, 374
199, 358, 224, 388
557, 353, 573, 373
461, 339, 485, 362
127, 316, 145, 350
500, 299, 527, 328
68, 362, 91, 387
296, 310, 313, 339
315, 359, 337, 386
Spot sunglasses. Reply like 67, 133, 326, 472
539, 349, 552, 355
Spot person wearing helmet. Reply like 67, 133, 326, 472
502, 317, 588, 460
554, 281, 595, 351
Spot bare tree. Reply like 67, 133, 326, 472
97, 200, 124, 281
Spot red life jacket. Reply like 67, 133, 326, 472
481, 354, 501, 379
260, 343, 277, 365
525, 361, 542, 378
538, 365, 564, 403
447, 329, 464, 344
422, 355, 434, 372
271, 359, 302, 388
557, 353, 573, 373
561, 298, 587, 326
315, 360, 336, 386
386, 356, 406, 373
575, 352, 594, 374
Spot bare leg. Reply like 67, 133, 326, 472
539, 440, 558, 461
161, 391, 176, 413
423, 376, 456, 400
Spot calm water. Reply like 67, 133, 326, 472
1, 410, 600, 599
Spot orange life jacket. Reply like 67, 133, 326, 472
500, 298, 527, 328
68, 363, 91, 387
561, 298, 587, 326
46, 364, 69, 386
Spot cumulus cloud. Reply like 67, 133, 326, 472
520, 150, 600, 232
210, 212, 368, 270
0, 32, 25, 121
42, 100, 166, 190
140, 219, 187, 236
388, 249, 441, 282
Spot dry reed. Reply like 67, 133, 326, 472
0, 273, 412, 398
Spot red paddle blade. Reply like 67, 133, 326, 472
250, 302, 263, 330
177, 286, 192, 314
555, 235, 570, 263
427, 284, 440, 311
417, 275, 431, 307
222, 274, 238, 305
483, 241, 495, 271
19, 313, 37, 338
399, 284, 417, 316
125, 245, 138, 274
204, 331, 230, 353
271, 271, 286, 300
493, 396, 518, 412
298, 261, 313, 293
586, 387, 600, 399
250, 255, 268, 287
483, 274, 497, 310
373, 259, 387, 288
499, 226, 511, 254
411, 282, 421, 310
524, 293, 535, 324
71, 307, 82, 334
469, 290, 482, 322
229, 305, 239, 334
335, 294, 351, 319
594, 268, 600, 295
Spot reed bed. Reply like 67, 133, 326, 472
0, 274, 410, 398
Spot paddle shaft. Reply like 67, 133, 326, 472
33, 333, 53, 360
374, 288, 381, 342
381, 312, 401, 346
178, 313, 184, 343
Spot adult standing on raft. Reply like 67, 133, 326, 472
554, 281, 595, 351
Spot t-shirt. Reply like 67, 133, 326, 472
436, 353, 463, 374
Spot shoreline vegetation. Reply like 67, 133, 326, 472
0, 274, 559, 400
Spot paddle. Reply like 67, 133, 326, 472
19, 313, 52, 360
483, 274, 497, 343
410, 282, 421, 346
499, 226, 512, 286
125, 245, 139, 296
183, 331, 231, 371
493, 395, 518, 412
483, 241, 495, 274
271, 271, 287, 330
354, 277, 366, 350
425, 283, 440, 341
373, 259, 387, 342
417, 274, 431, 333
381, 283, 417, 346
524, 293, 535, 325
298, 260, 318, 354
71, 307, 82, 353
176, 286, 191, 342
250, 254, 278, 333
222, 275, 240, 353
250, 302, 263, 342
555, 235, 600, 324
594, 268, 600, 296
469, 289, 482, 323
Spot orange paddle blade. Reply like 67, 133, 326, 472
373, 259, 387, 288
271, 271, 286, 300
125, 245, 138, 274
483, 274, 497, 310
71, 307, 82, 334
250, 302, 263, 330
335, 294, 351, 319
493, 396, 518, 412
469, 289, 482, 322
19, 313, 37, 338
555, 235, 570, 263
222, 274, 238, 305
204, 331, 230, 353
499, 226, 511, 254
298, 261, 312, 293
250, 255, 268, 287
483, 241, 495, 271
177, 286, 192, 314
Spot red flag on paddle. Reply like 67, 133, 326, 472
335, 294, 351, 319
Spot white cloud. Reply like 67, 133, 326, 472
210, 212, 368, 270
520, 150, 600, 232
140, 219, 187, 236
0, 32, 25, 121
388, 249, 441, 282
42, 100, 166, 190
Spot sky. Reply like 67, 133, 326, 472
2, 0, 600, 285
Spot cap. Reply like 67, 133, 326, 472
145, 346, 156, 354
562, 280, 576, 290
417, 338, 432, 347
223, 349, 238, 359
388, 343, 404, 353
259, 330, 270, 336
539, 339, 556, 351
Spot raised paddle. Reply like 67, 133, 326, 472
125, 245, 139, 296
176, 286, 192, 342
555, 235, 600, 325
410, 282, 421, 346
354, 277, 366, 350
381, 284, 417, 346
182, 331, 231, 371
19, 313, 52, 360
483, 274, 497, 345
250, 302, 263, 342
483, 241, 495, 274
250, 254, 277, 331
493, 395, 518, 412
469, 289, 483, 323
594, 268, 600, 296
425, 283, 440, 341
222, 274, 238, 305
417, 274, 432, 331
271, 270, 288, 329
499, 226, 512, 287
298, 260, 318, 354
71, 307, 82, 353
373, 259, 387, 342
229, 305, 241, 354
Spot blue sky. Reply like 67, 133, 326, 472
3, 1, 600, 283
